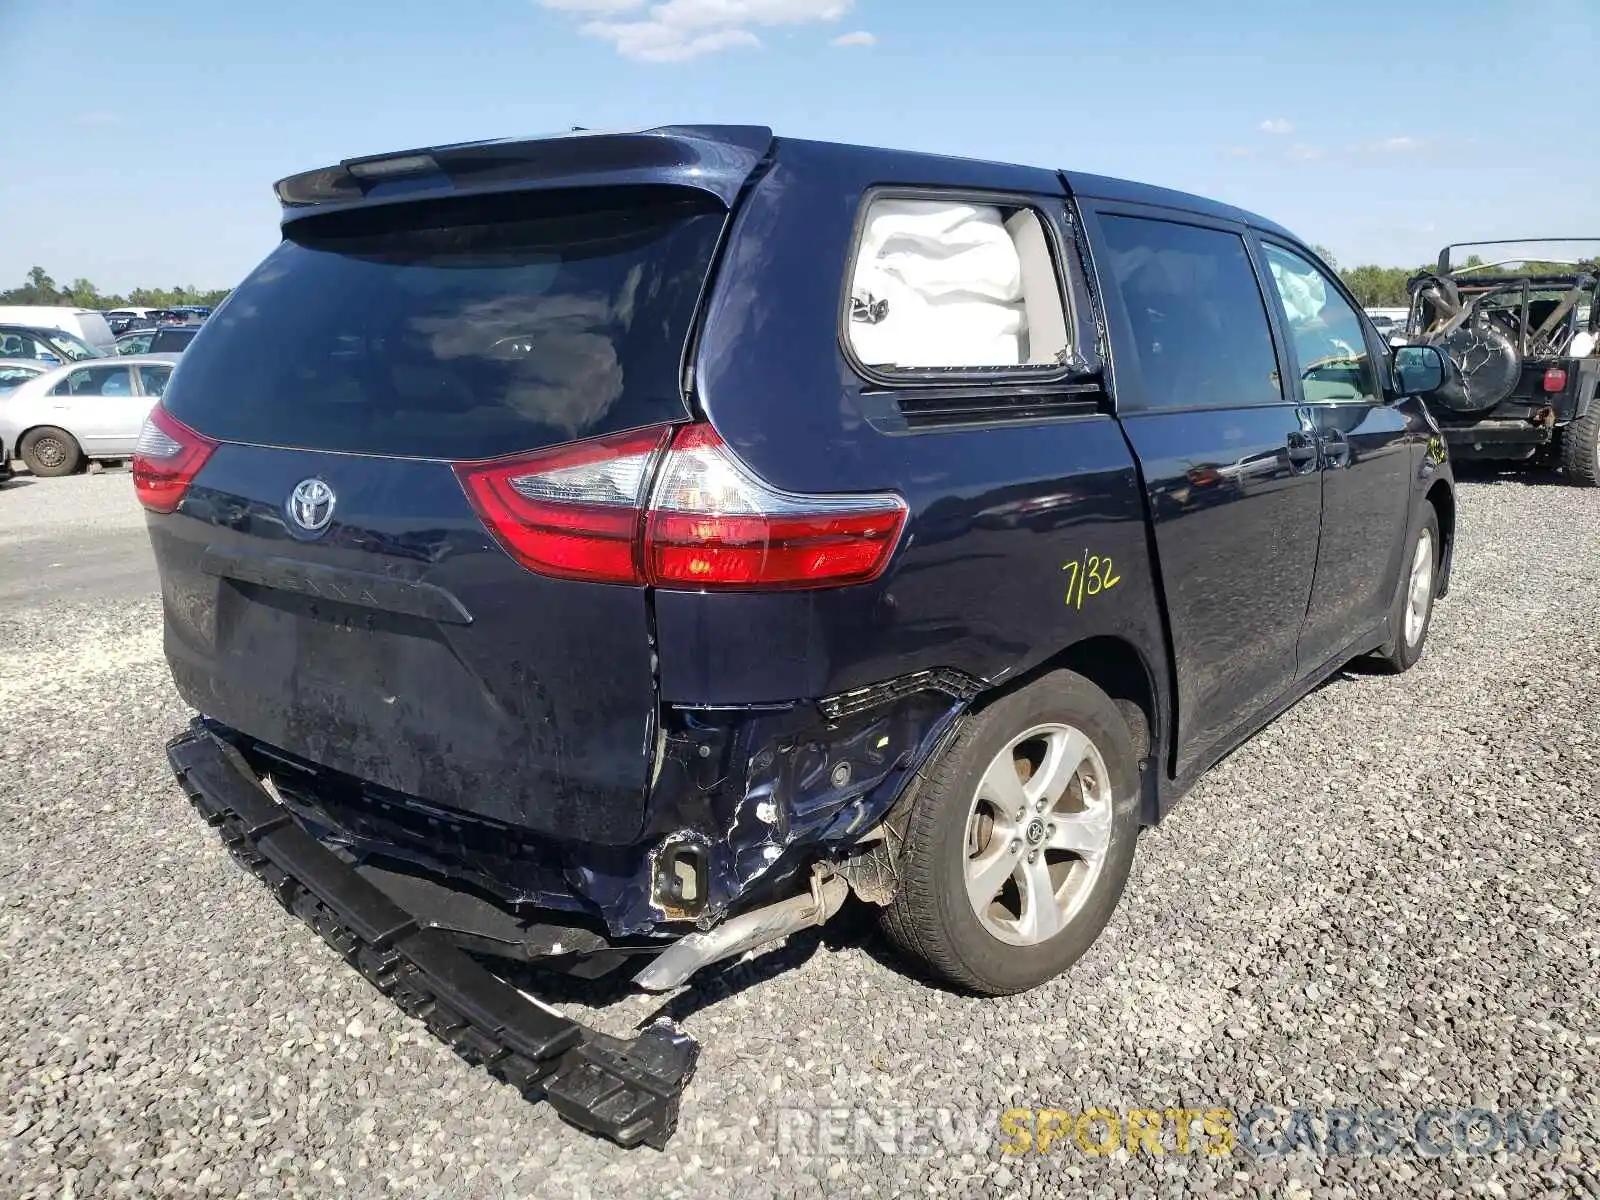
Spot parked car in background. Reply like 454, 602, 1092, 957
0, 306, 116, 354
0, 324, 101, 364
145, 124, 1458, 1148
0, 359, 51, 478
0, 354, 178, 476
1, 358, 57, 482
116, 323, 202, 355
1365, 313, 1410, 348
169, 305, 212, 321
0, 359, 50, 393
106, 308, 160, 335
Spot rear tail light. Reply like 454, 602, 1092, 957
1543, 367, 1569, 393
453, 426, 672, 584
453, 423, 908, 591
645, 424, 905, 589
132, 404, 217, 513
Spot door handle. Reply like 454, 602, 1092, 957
1319, 429, 1352, 469
1286, 431, 1319, 474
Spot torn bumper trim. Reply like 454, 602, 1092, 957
166, 722, 697, 1150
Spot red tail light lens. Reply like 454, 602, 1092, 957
452, 423, 908, 591
453, 426, 673, 584
1543, 367, 1569, 393
644, 425, 906, 590
132, 404, 217, 513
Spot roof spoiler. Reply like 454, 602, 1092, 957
271, 125, 772, 224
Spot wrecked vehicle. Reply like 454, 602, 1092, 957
1404, 239, 1600, 483
137, 125, 1457, 1149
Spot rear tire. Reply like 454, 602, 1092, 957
19, 427, 83, 477
1559, 411, 1600, 487
1374, 506, 1440, 674
879, 671, 1141, 996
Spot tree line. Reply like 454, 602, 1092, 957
0, 266, 231, 312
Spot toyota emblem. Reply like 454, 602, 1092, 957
287, 478, 336, 536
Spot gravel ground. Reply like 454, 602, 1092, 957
1, 467, 1597, 1199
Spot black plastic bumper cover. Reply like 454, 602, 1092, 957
166, 722, 697, 1150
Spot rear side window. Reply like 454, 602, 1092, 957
52, 365, 134, 396
1097, 215, 1283, 410
163, 188, 726, 460
846, 197, 1071, 374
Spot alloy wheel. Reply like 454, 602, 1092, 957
963, 722, 1113, 947
1405, 529, 1435, 647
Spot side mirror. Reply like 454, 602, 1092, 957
1393, 344, 1448, 398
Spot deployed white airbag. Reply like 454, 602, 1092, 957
849, 200, 1025, 368
1269, 257, 1328, 323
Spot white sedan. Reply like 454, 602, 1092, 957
0, 354, 180, 476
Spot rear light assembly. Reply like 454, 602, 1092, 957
453, 423, 908, 590
1543, 367, 1569, 394
453, 426, 672, 585
644, 424, 905, 589
132, 404, 217, 513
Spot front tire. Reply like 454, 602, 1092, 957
1375, 506, 1440, 674
1559, 410, 1600, 487
19, 427, 83, 477
880, 671, 1141, 995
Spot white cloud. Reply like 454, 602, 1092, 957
831, 29, 875, 45
651, 0, 850, 27
540, 0, 646, 11
1374, 135, 1425, 153
1258, 118, 1295, 136
542, 0, 853, 61
1222, 146, 1255, 159
578, 19, 760, 60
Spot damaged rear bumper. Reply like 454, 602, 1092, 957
166, 724, 697, 1150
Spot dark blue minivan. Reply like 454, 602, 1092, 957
141, 126, 1456, 1147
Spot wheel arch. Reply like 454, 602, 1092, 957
1425, 479, 1455, 597
972, 635, 1163, 826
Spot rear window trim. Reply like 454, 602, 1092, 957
837, 185, 1092, 391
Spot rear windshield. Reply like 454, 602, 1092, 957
164, 187, 725, 459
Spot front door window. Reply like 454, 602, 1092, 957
1261, 244, 1379, 404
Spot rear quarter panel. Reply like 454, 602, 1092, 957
666, 139, 1169, 733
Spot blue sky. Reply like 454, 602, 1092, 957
2, 0, 1594, 292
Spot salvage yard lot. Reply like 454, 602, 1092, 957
1, 470, 1597, 1197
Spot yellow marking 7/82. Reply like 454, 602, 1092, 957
1062, 551, 1122, 610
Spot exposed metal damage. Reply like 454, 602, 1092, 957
210, 671, 978, 973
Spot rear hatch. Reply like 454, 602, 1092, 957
145, 130, 766, 845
